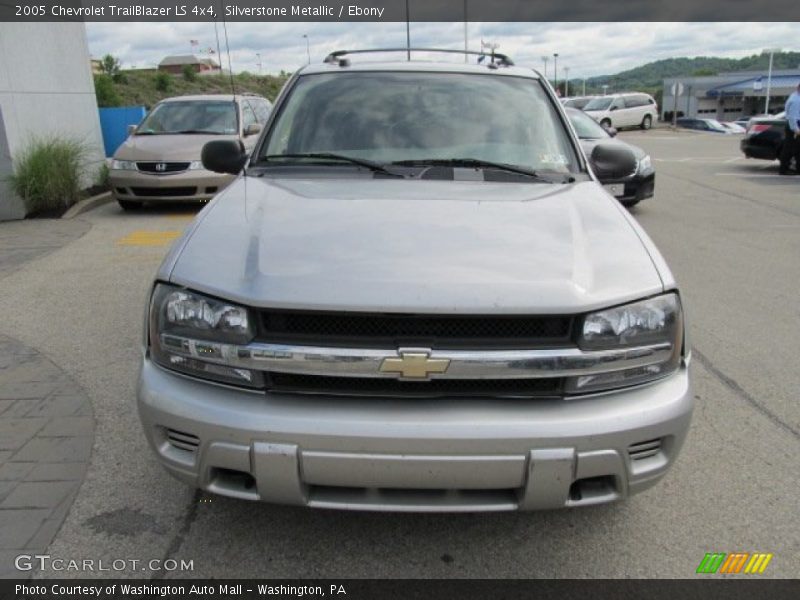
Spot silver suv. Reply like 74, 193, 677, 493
137, 50, 692, 512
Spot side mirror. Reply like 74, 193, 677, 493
127, 124, 137, 135
244, 123, 262, 137
202, 140, 248, 175
589, 143, 637, 181
609, 105, 618, 111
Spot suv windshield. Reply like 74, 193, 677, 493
583, 97, 613, 111
260, 71, 578, 174
137, 100, 238, 135
568, 109, 610, 139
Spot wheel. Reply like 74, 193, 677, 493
118, 199, 143, 211
621, 199, 640, 208
601, 118, 612, 129
641, 115, 652, 130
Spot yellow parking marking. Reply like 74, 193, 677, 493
117, 230, 182, 247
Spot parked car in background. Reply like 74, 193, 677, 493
110, 93, 272, 210
561, 96, 596, 110
734, 118, 751, 129
675, 117, 731, 134
583, 93, 658, 130
719, 121, 746, 134
137, 50, 692, 512
567, 107, 654, 207
740, 111, 787, 161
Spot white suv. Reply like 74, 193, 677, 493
584, 93, 658, 130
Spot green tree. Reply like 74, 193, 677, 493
100, 54, 127, 83
155, 71, 171, 92
94, 74, 121, 107
182, 64, 197, 82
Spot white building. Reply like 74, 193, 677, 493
662, 69, 800, 121
0, 23, 104, 220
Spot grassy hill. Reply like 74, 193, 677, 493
564, 51, 800, 104
95, 69, 290, 109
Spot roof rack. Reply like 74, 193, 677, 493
323, 48, 514, 68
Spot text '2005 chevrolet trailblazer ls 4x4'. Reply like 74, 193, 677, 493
137, 49, 692, 512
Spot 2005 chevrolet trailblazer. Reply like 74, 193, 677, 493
137, 49, 692, 512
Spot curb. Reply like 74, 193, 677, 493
62, 191, 113, 219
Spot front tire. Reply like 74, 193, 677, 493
118, 199, 143, 211
641, 115, 652, 130
621, 199, 640, 208
601, 118, 612, 129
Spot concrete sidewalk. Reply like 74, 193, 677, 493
0, 218, 94, 579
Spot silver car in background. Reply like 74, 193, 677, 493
110, 94, 271, 210
137, 50, 692, 512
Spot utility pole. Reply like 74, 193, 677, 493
553, 53, 559, 93
302, 34, 310, 64
463, 0, 468, 62
405, 0, 411, 60
582, 78, 586, 96
541, 56, 548, 79
564, 66, 570, 97
255, 53, 261, 74
764, 48, 779, 114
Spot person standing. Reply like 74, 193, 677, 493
779, 82, 800, 175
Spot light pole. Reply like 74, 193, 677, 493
541, 56, 548, 79
582, 78, 586, 96
302, 34, 310, 65
463, 0, 468, 62
764, 48, 780, 114
405, 0, 411, 60
602, 84, 609, 96
553, 53, 559, 94
255, 53, 261, 74
564, 66, 570, 97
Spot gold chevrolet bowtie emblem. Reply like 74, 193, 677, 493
379, 351, 450, 379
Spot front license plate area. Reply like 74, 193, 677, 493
603, 183, 624, 197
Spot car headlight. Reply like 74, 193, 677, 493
148, 284, 263, 388
568, 293, 684, 393
111, 159, 137, 170
637, 155, 652, 173
188, 160, 205, 170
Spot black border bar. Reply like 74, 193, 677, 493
3, 0, 800, 22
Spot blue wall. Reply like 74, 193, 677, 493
98, 106, 146, 157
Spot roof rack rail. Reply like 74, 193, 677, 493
323, 48, 514, 68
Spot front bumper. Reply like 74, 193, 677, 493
110, 169, 234, 202
137, 359, 692, 512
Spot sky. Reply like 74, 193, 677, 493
86, 22, 800, 79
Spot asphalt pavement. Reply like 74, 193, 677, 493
0, 130, 797, 579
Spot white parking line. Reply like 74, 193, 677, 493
713, 173, 786, 178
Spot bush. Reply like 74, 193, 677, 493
94, 162, 109, 189
182, 64, 197, 82
94, 74, 121, 107
7, 137, 90, 216
155, 71, 171, 92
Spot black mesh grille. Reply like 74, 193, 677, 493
136, 161, 190, 173
266, 372, 562, 398
259, 311, 573, 348
130, 186, 197, 197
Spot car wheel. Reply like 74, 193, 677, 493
621, 199, 640, 208
118, 199, 143, 211
601, 118, 612, 129
641, 115, 652, 130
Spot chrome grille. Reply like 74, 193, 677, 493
137, 161, 190, 173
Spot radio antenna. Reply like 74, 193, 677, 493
220, 1, 236, 96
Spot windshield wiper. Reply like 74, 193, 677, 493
389, 158, 559, 181
171, 129, 222, 134
258, 153, 401, 177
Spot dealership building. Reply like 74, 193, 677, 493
0, 23, 104, 220
662, 68, 800, 121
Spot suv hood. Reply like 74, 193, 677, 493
166, 177, 666, 314
114, 133, 235, 161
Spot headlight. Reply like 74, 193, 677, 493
148, 284, 263, 388
111, 159, 137, 170
637, 155, 652, 173
568, 293, 683, 393
188, 160, 205, 170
